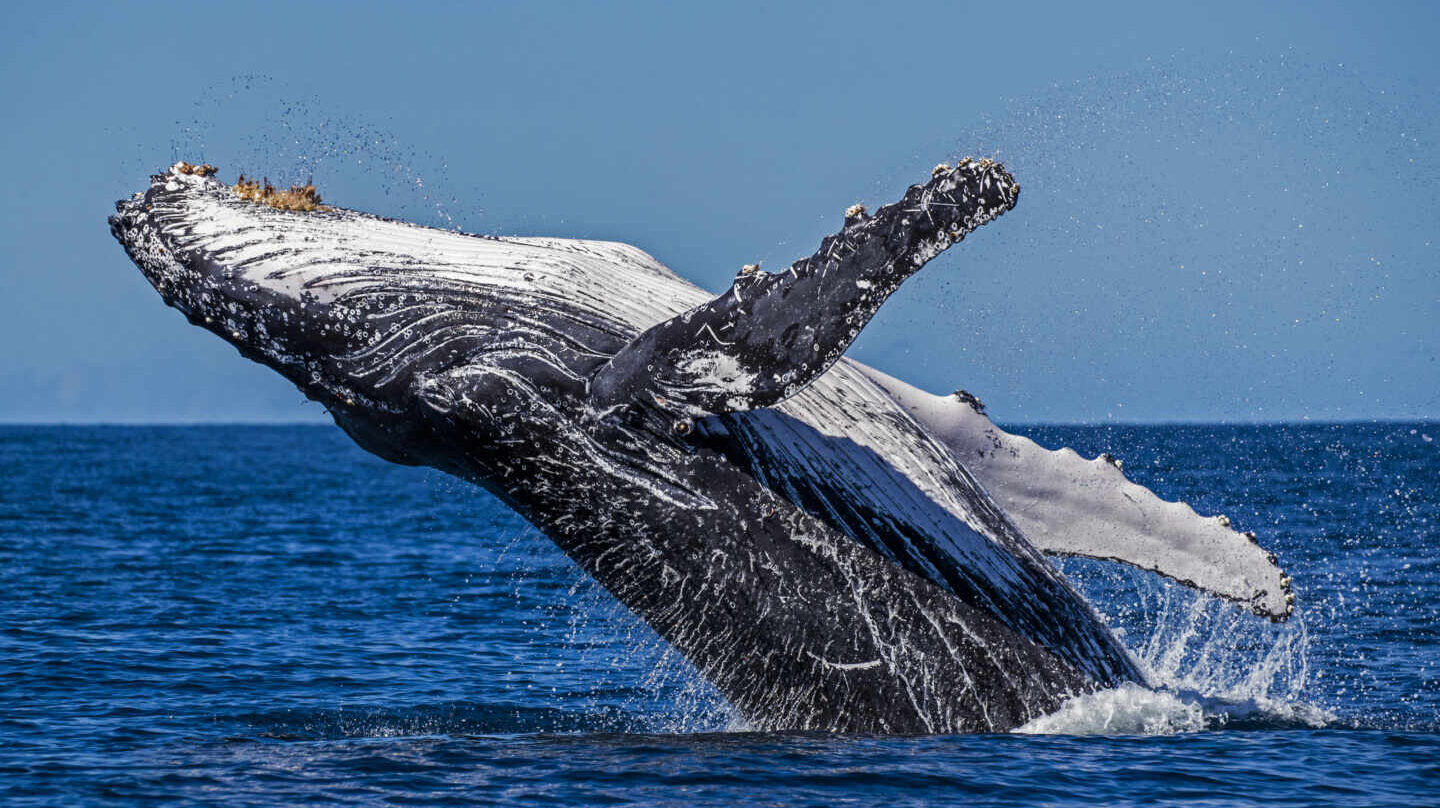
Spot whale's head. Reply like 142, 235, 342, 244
110, 164, 412, 414
110, 163, 699, 456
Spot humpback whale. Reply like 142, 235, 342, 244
110, 159, 1292, 734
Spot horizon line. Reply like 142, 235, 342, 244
2, 417, 1435, 429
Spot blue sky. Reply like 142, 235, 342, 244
1, 0, 1436, 423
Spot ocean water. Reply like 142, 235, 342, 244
2, 422, 1436, 805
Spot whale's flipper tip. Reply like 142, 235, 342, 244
588, 157, 1021, 425
859, 365, 1298, 622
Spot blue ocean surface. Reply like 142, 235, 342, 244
2, 423, 1436, 805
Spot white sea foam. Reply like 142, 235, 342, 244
1015, 682, 1333, 736
1017, 576, 1335, 736
1016, 683, 1205, 735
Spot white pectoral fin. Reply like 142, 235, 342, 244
855, 365, 1295, 620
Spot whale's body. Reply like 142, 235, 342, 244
111, 162, 1291, 733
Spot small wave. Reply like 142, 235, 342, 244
236, 702, 644, 741
1014, 682, 1334, 736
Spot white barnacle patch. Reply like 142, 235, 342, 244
674, 350, 759, 397
911, 237, 946, 266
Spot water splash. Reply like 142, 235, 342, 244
1019, 556, 1334, 736
1015, 683, 1205, 735
493, 523, 731, 735
1136, 584, 1313, 702
167, 74, 464, 231
482, 475, 1334, 737
1014, 681, 1332, 736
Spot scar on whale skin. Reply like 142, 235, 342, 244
110, 158, 1294, 734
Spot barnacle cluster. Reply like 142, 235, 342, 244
232, 174, 330, 212
175, 162, 218, 177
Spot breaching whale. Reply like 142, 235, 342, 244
110, 160, 1293, 734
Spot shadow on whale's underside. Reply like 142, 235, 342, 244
109, 162, 1294, 734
